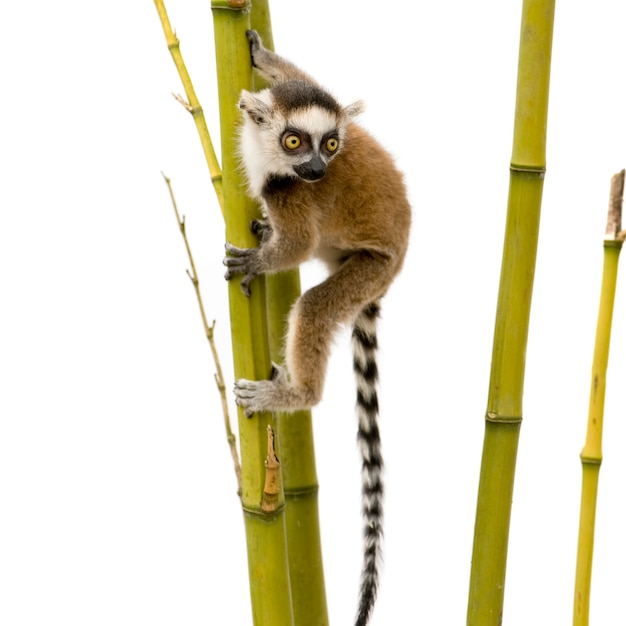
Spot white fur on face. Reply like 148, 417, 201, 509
287, 107, 340, 143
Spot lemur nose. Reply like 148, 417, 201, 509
294, 156, 326, 181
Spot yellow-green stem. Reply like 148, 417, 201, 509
573, 244, 621, 625
267, 271, 329, 625
467, 1, 555, 624
573, 463, 600, 626
161, 172, 242, 495
212, 2, 294, 624
250, 2, 328, 619
573, 170, 624, 625
153, 0, 223, 210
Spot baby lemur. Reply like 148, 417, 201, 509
224, 30, 411, 626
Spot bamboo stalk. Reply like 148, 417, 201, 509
467, 1, 555, 623
211, 2, 294, 624
266, 270, 328, 624
249, 1, 329, 621
573, 170, 625, 626
267, 272, 329, 626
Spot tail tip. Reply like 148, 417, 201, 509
355, 580, 378, 626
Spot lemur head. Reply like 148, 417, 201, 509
238, 80, 364, 196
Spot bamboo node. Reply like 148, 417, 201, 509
579, 453, 602, 466
485, 412, 522, 424
165, 28, 180, 50
509, 163, 546, 176
284, 484, 320, 499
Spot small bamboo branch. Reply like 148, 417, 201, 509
162, 172, 242, 496
154, 0, 224, 212
573, 171, 625, 626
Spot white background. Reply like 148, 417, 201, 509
1, 1, 625, 624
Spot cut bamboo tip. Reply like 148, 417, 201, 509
262, 425, 282, 513
211, 0, 250, 8
605, 169, 625, 242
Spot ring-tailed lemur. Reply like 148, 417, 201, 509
224, 30, 411, 626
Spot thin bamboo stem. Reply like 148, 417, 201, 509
467, 1, 555, 623
154, 0, 224, 211
573, 170, 624, 626
161, 172, 242, 495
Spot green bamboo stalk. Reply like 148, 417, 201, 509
573, 170, 625, 626
248, 2, 329, 622
249, 0, 274, 48
467, 1, 555, 624
267, 272, 329, 626
212, 2, 294, 624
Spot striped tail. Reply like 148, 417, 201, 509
352, 300, 384, 626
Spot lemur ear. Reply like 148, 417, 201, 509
239, 90, 273, 126
344, 99, 366, 118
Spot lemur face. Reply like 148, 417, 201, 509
238, 82, 349, 188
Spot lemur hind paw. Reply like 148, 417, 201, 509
234, 364, 288, 417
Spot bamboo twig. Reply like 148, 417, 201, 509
162, 171, 242, 496
573, 170, 625, 626
154, 0, 224, 212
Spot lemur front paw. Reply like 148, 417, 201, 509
234, 364, 288, 417
223, 242, 260, 297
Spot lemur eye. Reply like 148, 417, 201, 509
283, 134, 301, 150
326, 137, 339, 152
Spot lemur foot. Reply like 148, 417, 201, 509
234, 364, 288, 417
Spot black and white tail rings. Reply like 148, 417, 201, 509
352, 300, 383, 626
